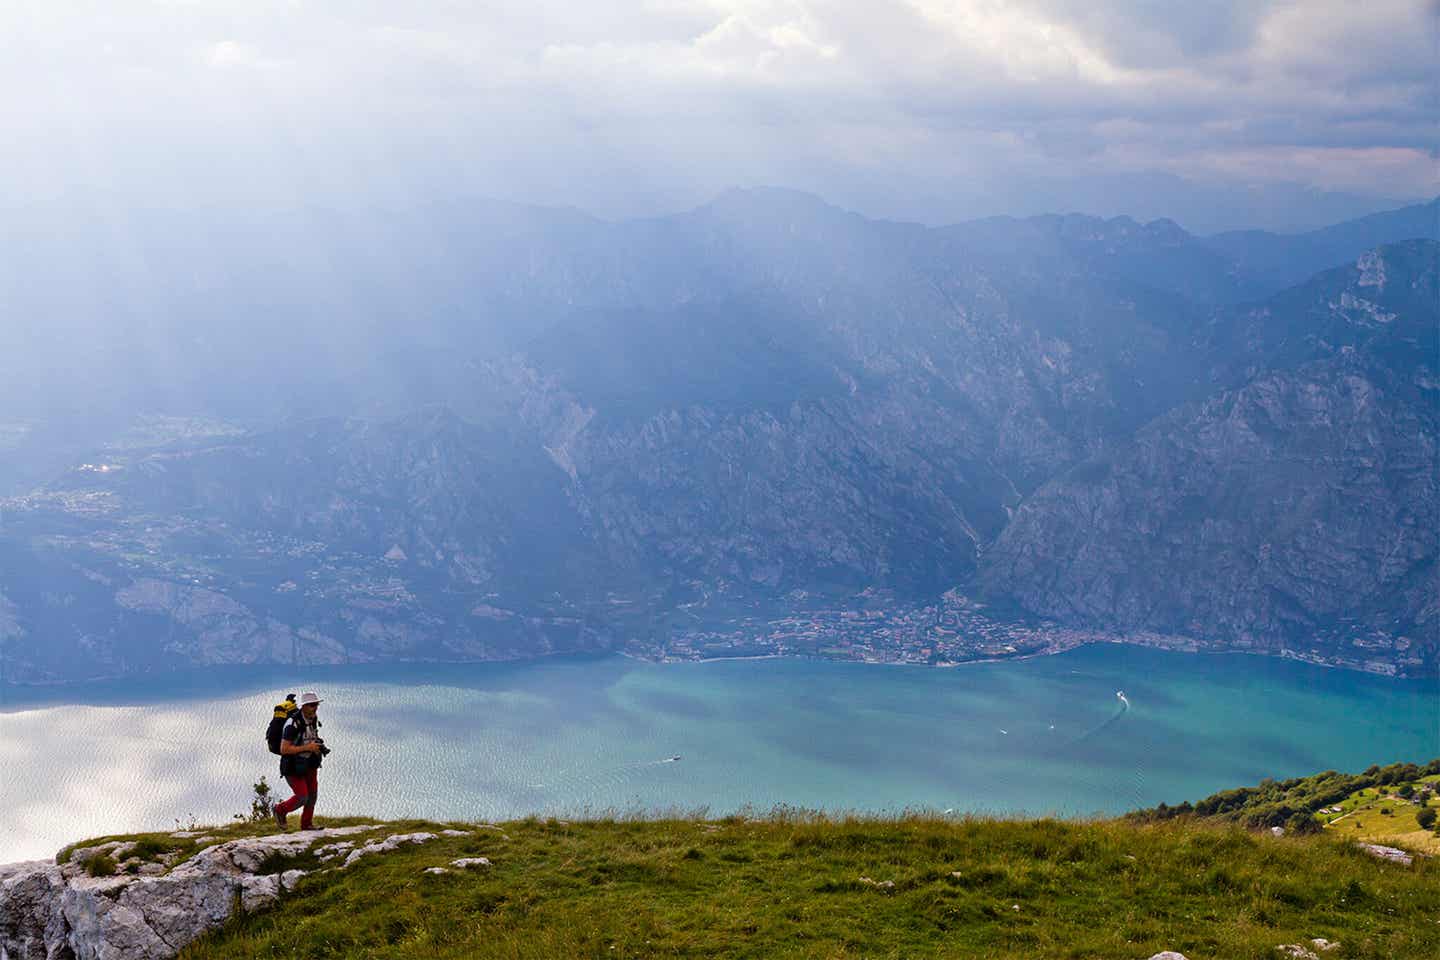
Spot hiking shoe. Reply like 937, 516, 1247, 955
274, 808, 287, 830
300, 824, 321, 831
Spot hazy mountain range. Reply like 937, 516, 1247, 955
1, 192, 1435, 682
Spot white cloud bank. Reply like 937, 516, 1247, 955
0, 0, 1434, 230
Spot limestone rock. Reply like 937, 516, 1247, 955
1, 826, 383, 960
450, 858, 491, 869
314, 841, 355, 862
63, 841, 129, 870
341, 833, 437, 868
1357, 842, 1414, 865
0, 860, 68, 960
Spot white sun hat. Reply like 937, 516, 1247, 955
298, 691, 323, 706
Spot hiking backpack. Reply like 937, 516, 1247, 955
266, 694, 298, 754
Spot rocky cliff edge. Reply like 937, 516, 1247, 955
0, 824, 477, 960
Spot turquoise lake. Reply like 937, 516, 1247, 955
2, 644, 1436, 862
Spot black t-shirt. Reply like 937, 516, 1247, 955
279, 715, 323, 777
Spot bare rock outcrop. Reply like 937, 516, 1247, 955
1357, 842, 1416, 866
340, 832, 437, 868
449, 857, 491, 869
0, 826, 384, 960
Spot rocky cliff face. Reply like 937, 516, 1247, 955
981, 243, 1439, 672
0, 197, 1434, 682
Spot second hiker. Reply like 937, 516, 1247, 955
274, 691, 329, 831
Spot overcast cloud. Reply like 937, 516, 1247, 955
0, 0, 1435, 232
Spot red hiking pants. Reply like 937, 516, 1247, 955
275, 770, 318, 828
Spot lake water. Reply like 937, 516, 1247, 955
2, 644, 1436, 862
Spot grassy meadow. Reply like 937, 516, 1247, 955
140, 810, 1440, 960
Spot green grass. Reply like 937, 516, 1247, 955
1324, 786, 1440, 855
170, 812, 1439, 960
83, 853, 118, 877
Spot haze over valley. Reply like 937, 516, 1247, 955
2, 193, 1435, 683
4, 8, 1440, 956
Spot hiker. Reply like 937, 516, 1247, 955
273, 691, 329, 831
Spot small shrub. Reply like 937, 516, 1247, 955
129, 838, 166, 860
85, 854, 117, 877
1380, 807, 1392, 816
236, 776, 275, 823
1416, 806, 1437, 830
128, 837, 190, 862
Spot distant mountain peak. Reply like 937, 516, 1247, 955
701, 186, 854, 222
1143, 217, 1189, 243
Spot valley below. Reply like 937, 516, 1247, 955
1, 194, 1435, 686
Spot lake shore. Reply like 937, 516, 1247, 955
3, 644, 1435, 862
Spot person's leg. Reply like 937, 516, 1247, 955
274, 773, 312, 826
299, 770, 319, 829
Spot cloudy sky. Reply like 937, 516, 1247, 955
1, 0, 1435, 232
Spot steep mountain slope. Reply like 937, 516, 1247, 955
1, 199, 1434, 682
0, 409, 630, 682
981, 241, 1439, 673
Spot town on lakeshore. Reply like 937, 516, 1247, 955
621, 587, 1420, 677
0, 488, 1423, 683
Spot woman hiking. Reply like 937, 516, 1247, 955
273, 691, 329, 831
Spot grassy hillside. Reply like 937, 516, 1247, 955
147, 811, 1440, 960
1320, 776, 1440, 855
1131, 759, 1440, 854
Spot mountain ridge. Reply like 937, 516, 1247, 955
0, 197, 1435, 683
